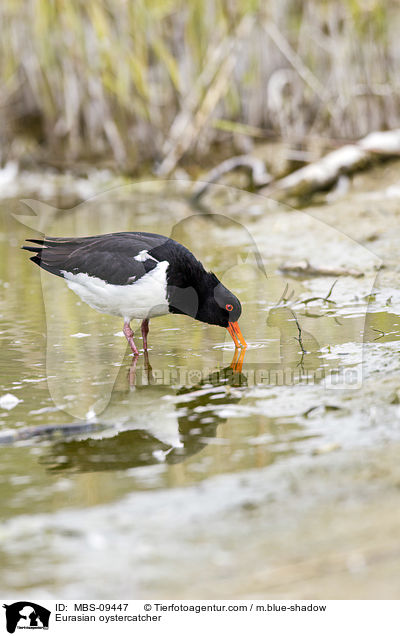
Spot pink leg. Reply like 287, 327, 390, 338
123, 321, 139, 356
141, 319, 149, 350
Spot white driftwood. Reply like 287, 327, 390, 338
192, 155, 272, 200
260, 128, 400, 199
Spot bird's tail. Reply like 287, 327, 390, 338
22, 238, 64, 277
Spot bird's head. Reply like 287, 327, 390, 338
167, 271, 247, 348
197, 280, 241, 326
197, 276, 247, 348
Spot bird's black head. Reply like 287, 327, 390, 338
196, 275, 242, 327
167, 269, 246, 347
167, 267, 242, 327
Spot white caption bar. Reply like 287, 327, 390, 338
0, 599, 397, 635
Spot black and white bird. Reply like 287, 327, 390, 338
23, 232, 247, 355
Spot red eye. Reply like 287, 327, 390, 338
226, 304, 233, 312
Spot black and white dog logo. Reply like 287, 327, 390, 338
3, 602, 50, 633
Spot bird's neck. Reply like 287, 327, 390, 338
167, 265, 217, 319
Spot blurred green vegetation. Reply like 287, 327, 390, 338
0, 0, 398, 173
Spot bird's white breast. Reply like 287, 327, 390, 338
61, 261, 170, 320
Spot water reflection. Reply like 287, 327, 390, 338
40, 356, 247, 474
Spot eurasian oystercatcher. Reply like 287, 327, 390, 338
23, 232, 247, 355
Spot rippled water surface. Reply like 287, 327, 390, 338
1, 178, 400, 597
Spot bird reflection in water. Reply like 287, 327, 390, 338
40, 349, 247, 474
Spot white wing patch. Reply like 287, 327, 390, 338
134, 250, 158, 263
61, 261, 169, 320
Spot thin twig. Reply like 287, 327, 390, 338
302, 279, 338, 305
290, 309, 307, 355
276, 283, 295, 306
371, 327, 385, 341
325, 279, 338, 300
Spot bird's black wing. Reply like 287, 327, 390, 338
22, 232, 173, 285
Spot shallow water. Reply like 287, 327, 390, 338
1, 177, 400, 597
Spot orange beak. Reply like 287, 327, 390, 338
227, 321, 247, 349
230, 347, 246, 372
